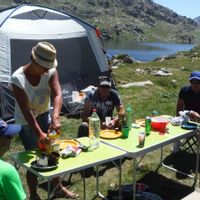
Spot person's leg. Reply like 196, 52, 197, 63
27, 171, 41, 200
53, 177, 79, 199
77, 122, 89, 137
0, 136, 11, 157
20, 125, 40, 200
38, 112, 78, 198
19, 112, 50, 199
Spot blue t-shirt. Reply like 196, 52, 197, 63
179, 85, 200, 114
85, 88, 122, 121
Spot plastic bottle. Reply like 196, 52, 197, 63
125, 106, 133, 130
47, 129, 61, 153
89, 108, 100, 150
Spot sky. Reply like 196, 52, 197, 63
153, 0, 200, 19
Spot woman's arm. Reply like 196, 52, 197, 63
49, 69, 62, 131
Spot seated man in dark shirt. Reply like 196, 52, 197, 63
176, 71, 200, 115
173, 71, 200, 152
78, 76, 125, 137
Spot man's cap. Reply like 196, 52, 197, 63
99, 76, 112, 87
0, 118, 21, 137
189, 71, 200, 81
32, 41, 58, 69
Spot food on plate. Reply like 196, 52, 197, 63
135, 119, 145, 127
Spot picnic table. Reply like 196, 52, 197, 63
11, 137, 126, 200
101, 123, 200, 200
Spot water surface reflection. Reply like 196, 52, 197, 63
103, 40, 195, 61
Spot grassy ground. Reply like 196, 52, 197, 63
4, 47, 200, 199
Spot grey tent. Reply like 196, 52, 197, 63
0, 4, 110, 119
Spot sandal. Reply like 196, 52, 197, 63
54, 187, 79, 199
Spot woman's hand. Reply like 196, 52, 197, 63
38, 132, 50, 151
50, 116, 61, 134
39, 132, 50, 144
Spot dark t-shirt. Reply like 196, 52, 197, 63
179, 85, 200, 114
86, 88, 122, 121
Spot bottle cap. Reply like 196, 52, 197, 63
126, 106, 132, 112
48, 130, 60, 139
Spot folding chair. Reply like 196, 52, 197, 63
181, 130, 200, 199
181, 135, 198, 154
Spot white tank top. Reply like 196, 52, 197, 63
11, 67, 55, 125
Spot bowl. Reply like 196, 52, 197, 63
151, 117, 169, 133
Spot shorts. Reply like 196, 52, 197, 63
19, 112, 50, 151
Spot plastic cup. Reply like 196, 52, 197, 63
105, 116, 111, 126
138, 132, 145, 147
121, 125, 129, 138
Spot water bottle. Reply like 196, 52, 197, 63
125, 106, 133, 130
89, 108, 100, 150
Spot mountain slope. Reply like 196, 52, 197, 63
1, 0, 200, 43
194, 16, 200, 25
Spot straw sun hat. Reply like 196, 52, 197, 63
32, 42, 58, 69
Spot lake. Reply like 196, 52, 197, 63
103, 40, 195, 62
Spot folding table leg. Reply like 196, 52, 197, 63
82, 171, 86, 200
47, 180, 51, 200
195, 130, 200, 188
132, 158, 137, 200
96, 165, 109, 200
119, 159, 122, 200
96, 159, 122, 200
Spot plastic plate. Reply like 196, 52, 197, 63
55, 140, 79, 150
100, 129, 122, 139
31, 161, 58, 171
181, 122, 198, 130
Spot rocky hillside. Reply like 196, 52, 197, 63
1, 0, 200, 43
194, 16, 200, 25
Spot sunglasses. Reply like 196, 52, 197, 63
99, 76, 111, 82
190, 79, 200, 84
100, 85, 111, 89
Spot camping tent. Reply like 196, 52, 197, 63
0, 4, 110, 120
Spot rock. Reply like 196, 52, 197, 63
122, 55, 136, 63
153, 70, 172, 76
119, 80, 153, 88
